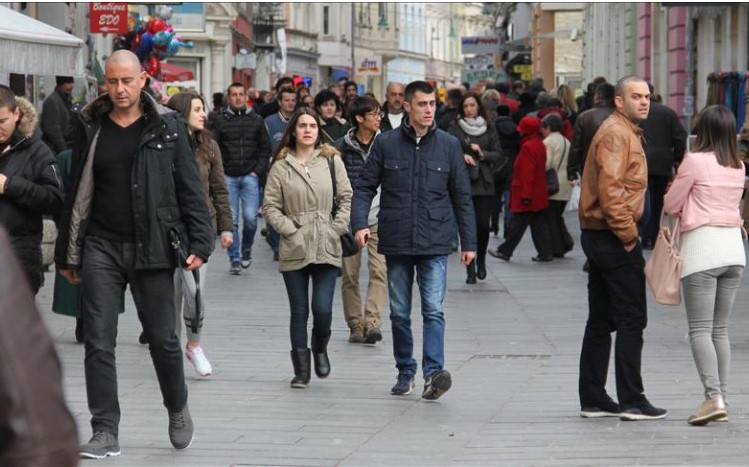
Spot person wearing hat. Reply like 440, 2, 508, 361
489, 115, 553, 262
41, 76, 75, 154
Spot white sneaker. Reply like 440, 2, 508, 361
185, 345, 212, 376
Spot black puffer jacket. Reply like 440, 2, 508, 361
0, 97, 63, 288
55, 92, 213, 271
211, 106, 272, 178
494, 116, 521, 186
320, 116, 350, 144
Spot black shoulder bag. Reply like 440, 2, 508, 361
327, 158, 360, 257
546, 139, 568, 196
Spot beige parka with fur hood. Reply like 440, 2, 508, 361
261, 143, 352, 272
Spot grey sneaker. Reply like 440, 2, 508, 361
79, 431, 120, 459
229, 261, 241, 275
391, 373, 416, 395
168, 404, 194, 450
422, 369, 452, 400
241, 251, 252, 269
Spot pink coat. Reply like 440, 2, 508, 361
663, 151, 745, 232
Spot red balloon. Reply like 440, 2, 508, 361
146, 55, 161, 78
149, 19, 167, 34
130, 32, 142, 52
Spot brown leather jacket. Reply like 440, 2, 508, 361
579, 111, 647, 249
0, 228, 78, 466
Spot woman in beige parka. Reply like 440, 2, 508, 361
261, 108, 352, 388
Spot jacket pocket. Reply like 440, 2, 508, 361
279, 225, 307, 261
383, 159, 410, 188
425, 160, 451, 190
324, 225, 342, 256
428, 207, 452, 223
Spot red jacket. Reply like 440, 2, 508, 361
510, 134, 549, 213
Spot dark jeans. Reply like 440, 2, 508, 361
386, 255, 448, 378
579, 230, 647, 408
282, 263, 339, 349
543, 200, 574, 256
641, 176, 668, 243
81, 236, 187, 435
497, 210, 552, 259
473, 195, 494, 265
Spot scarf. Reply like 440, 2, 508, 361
458, 116, 487, 136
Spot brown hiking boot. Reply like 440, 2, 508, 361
348, 324, 365, 343
364, 323, 383, 344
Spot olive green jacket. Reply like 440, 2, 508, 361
261, 144, 352, 272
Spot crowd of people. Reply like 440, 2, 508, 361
1, 47, 748, 463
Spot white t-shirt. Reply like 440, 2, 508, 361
388, 112, 404, 129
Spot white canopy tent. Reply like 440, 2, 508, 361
0, 5, 85, 76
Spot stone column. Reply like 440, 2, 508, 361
210, 40, 228, 96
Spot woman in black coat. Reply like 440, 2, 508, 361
448, 93, 502, 283
314, 89, 350, 144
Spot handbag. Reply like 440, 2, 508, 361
327, 158, 360, 257
546, 139, 568, 196
644, 213, 682, 305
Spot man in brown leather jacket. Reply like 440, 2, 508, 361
0, 227, 78, 467
577, 75, 668, 422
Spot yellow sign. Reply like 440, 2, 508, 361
166, 86, 181, 97
514, 65, 533, 81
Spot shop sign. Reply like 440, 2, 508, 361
461, 36, 500, 55
461, 68, 508, 86
356, 56, 382, 76
89, 2, 128, 34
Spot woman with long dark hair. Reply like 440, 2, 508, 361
448, 93, 501, 283
261, 108, 352, 388
167, 91, 234, 377
664, 105, 746, 425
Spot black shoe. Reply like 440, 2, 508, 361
580, 396, 621, 418
531, 255, 553, 262
476, 262, 487, 280
466, 263, 477, 284
488, 249, 510, 261
422, 369, 452, 400
138, 331, 148, 345
620, 399, 667, 421
290, 348, 311, 388
364, 324, 383, 344
311, 332, 331, 379
391, 373, 416, 395
490, 224, 499, 236
241, 251, 252, 269
260, 228, 268, 237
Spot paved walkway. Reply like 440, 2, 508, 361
37, 213, 749, 466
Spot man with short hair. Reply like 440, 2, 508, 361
261, 77, 294, 118
0, 85, 63, 294
212, 82, 272, 274
265, 88, 297, 152
379, 82, 405, 132
352, 81, 476, 400
578, 75, 667, 421
41, 76, 75, 154
334, 95, 386, 344
55, 50, 214, 457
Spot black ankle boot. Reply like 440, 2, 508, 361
290, 349, 311, 387
311, 332, 331, 378
466, 261, 477, 284
476, 258, 487, 280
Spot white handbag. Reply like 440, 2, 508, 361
644, 213, 682, 305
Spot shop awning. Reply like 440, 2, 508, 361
161, 62, 195, 83
0, 5, 85, 76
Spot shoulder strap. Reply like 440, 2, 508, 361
556, 138, 568, 172
328, 157, 339, 218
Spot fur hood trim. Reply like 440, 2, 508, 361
276, 143, 340, 160
15, 97, 38, 139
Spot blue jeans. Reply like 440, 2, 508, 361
225, 174, 260, 262
386, 255, 448, 379
282, 264, 339, 349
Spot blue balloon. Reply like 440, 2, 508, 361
137, 32, 153, 58
152, 31, 175, 47
165, 37, 194, 57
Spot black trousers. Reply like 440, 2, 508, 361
497, 210, 552, 259
579, 230, 647, 408
543, 200, 574, 256
81, 236, 187, 435
473, 195, 494, 265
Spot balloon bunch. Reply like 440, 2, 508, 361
113, 6, 194, 79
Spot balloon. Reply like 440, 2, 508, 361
149, 19, 167, 35
152, 30, 175, 47
146, 55, 161, 78
156, 6, 173, 21
137, 32, 153, 58
153, 45, 169, 60
166, 37, 194, 57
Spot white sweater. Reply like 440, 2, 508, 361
679, 225, 746, 278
